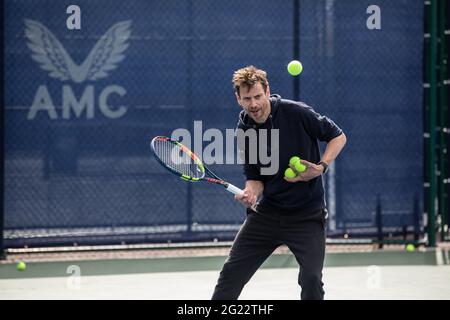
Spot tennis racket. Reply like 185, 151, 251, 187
150, 136, 258, 210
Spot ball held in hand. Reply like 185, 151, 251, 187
289, 156, 306, 173
294, 162, 306, 173
289, 156, 301, 167
284, 167, 297, 179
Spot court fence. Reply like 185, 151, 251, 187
1, 0, 448, 254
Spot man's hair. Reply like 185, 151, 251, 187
232, 65, 269, 97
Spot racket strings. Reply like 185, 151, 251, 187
153, 139, 204, 179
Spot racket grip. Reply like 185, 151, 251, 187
226, 183, 259, 212
226, 183, 244, 195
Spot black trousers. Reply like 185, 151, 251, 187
211, 207, 327, 300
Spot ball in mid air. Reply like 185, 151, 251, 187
406, 244, 415, 252
287, 60, 303, 76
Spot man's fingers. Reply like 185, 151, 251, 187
284, 175, 308, 183
300, 159, 313, 166
235, 192, 256, 206
234, 188, 258, 207
284, 177, 297, 183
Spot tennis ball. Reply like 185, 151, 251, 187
16, 261, 26, 271
284, 167, 297, 179
287, 60, 303, 76
294, 161, 306, 173
406, 244, 415, 252
289, 156, 301, 166
289, 156, 306, 173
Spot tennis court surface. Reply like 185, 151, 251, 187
1, 244, 449, 300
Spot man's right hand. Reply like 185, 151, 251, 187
234, 189, 258, 208
234, 180, 263, 208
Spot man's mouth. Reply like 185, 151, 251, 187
250, 108, 261, 115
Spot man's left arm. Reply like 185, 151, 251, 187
317, 132, 347, 169
284, 133, 347, 182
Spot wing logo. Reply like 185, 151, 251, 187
25, 19, 132, 83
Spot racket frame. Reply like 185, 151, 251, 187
150, 136, 243, 194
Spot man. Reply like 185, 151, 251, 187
211, 65, 346, 300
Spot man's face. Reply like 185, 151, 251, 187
236, 82, 271, 124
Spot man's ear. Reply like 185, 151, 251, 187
266, 85, 271, 97
235, 92, 241, 105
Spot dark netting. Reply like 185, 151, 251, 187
3, 0, 424, 247
299, 0, 424, 238
151, 138, 202, 179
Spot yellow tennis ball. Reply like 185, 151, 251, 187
289, 156, 306, 173
406, 244, 415, 252
16, 261, 26, 271
289, 156, 301, 167
287, 60, 303, 76
294, 161, 306, 173
284, 167, 297, 179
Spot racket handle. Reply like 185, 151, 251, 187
226, 183, 244, 195
226, 183, 259, 212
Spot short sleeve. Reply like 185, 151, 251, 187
298, 103, 343, 142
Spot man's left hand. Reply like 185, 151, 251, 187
283, 159, 324, 183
